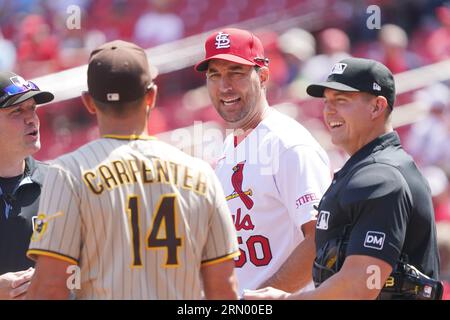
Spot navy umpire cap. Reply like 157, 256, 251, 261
0, 71, 54, 108
307, 57, 396, 109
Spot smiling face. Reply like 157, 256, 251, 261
0, 98, 41, 160
323, 89, 380, 155
206, 59, 268, 129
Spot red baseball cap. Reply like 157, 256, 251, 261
195, 28, 269, 72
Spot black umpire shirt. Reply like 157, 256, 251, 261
0, 157, 48, 274
314, 132, 439, 281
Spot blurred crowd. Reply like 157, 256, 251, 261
1, 0, 450, 296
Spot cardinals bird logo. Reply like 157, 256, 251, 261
226, 161, 254, 209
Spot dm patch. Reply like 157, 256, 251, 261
364, 231, 385, 250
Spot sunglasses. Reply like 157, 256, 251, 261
0, 80, 40, 105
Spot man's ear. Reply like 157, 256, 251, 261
371, 96, 389, 120
146, 84, 158, 110
81, 91, 97, 115
258, 67, 270, 88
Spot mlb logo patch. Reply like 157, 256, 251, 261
364, 231, 385, 250
107, 93, 120, 101
316, 210, 330, 230
331, 63, 347, 75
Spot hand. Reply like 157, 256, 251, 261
243, 287, 291, 300
0, 268, 35, 300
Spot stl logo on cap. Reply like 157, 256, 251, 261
215, 32, 231, 49
331, 63, 348, 75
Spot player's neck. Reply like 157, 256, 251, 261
233, 104, 270, 147
97, 114, 149, 137
99, 126, 149, 137
0, 156, 25, 178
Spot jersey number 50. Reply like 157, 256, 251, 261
235, 235, 272, 267
126, 194, 181, 268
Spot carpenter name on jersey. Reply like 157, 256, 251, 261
82, 157, 207, 196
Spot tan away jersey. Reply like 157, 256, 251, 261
28, 135, 239, 299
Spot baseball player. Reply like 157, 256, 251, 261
26, 40, 239, 299
0, 71, 54, 299
195, 28, 331, 295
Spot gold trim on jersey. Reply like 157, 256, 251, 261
27, 249, 78, 265
201, 251, 241, 267
102, 134, 157, 141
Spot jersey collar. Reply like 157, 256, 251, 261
337, 132, 401, 178
102, 134, 157, 141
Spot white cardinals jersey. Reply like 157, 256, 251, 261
215, 109, 331, 295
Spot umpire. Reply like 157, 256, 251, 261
0, 71, 53, 299
244, 57, 441, 300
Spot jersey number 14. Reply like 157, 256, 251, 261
126, 194, 181, 268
